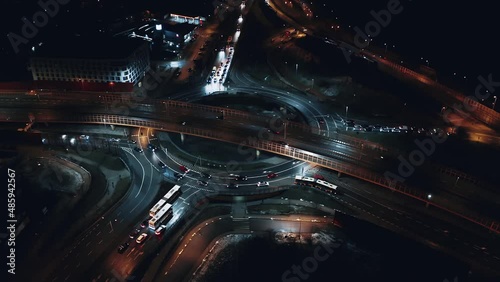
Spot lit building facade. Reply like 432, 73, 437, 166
28, 38, 150, 84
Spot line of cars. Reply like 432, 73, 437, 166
118, 219, 151, 253
343, 120, 446, 135
206, 46, 234, 85
226, 172, 278, 188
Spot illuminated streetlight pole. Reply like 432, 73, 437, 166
493, 96, 497, 110
426, 194, 432, 208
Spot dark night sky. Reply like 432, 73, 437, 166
0, 0, 498, 85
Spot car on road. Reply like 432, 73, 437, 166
235, 175, 248, 181
317, 118, 325, 124
313, 174, 325, 180
140, 220, 148, 228
200, 172, 212, 179
197, 180, 208, 186
117, 242, 130, 253
226, 183, 239, 189
134, 147, 143, 153
128, 139, 137, 144
158, 161, 166, 169
180, 165, 189, 173
136, 233, 148, 244
129, 229, 140, 239
267, 173, 278, 179
257, 181, 269, 187
174, 172, 184, 180
147, 143, 157, 151
155, 226, 165, 235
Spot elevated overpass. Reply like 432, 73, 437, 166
5, 111, 498, 234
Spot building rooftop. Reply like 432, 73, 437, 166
31, 36, 147, 60
162, 22, 196, 36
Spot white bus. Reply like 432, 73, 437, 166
294, 175, 316, 186
165, 185, 182, 203
149, 203, 173, 230
294, 175, 337, 194
149, 198, 167, 217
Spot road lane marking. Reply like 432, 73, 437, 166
344, 194, 373, 208
98, 239, 103, 244
88, 250, 93, 256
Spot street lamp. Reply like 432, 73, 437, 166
345, 105, 348, 120
492, 96, 497, 110
295, 63, 298, 76
426, 194, 432, 208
